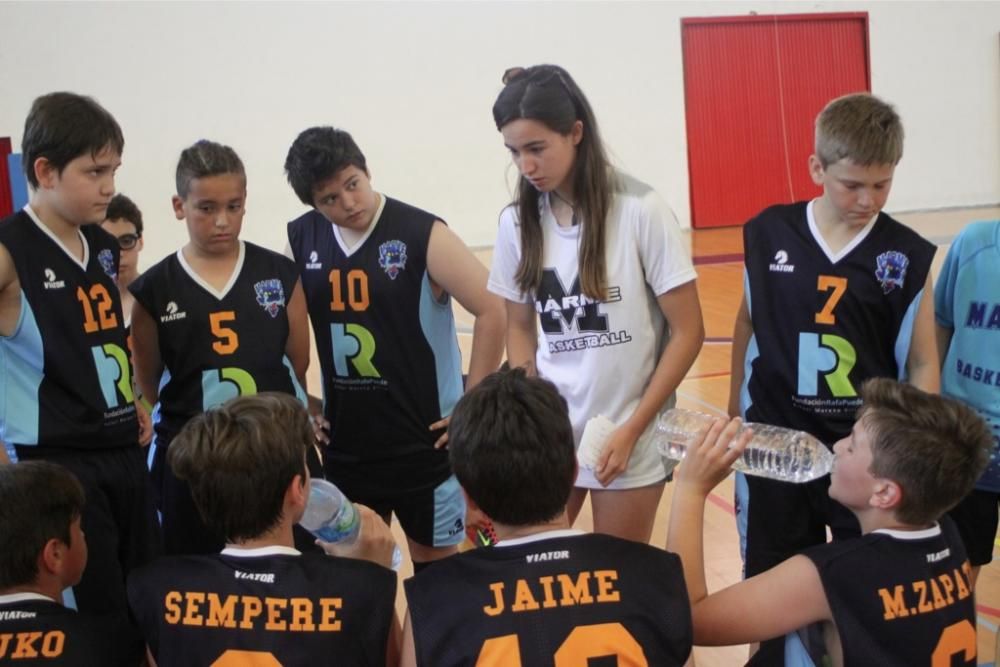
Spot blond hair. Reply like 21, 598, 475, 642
815, 93, 903, 167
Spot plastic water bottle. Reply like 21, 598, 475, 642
655, 409, 833, 483
299, 478, 402, 570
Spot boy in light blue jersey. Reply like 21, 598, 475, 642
935, 219, 1000, 584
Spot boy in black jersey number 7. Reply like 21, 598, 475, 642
402, 368, 692, 666
669, 378, 991, 666
729, 93, 939, 659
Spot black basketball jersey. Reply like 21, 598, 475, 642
129, 242, 303, 443
287, 197, 462, 491
0, 209, 138, 450
127, 548, 396, 666
803, 518, 976, 666
0, 595, 112, 665
404, 532, 692, 666
742, 202, 935, 443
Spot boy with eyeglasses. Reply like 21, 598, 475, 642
100, 193, 145, 334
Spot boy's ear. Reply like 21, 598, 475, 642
33, 157, 58, 189
38, 537, 66, 578
287, 473, 308, 512
808, 155, 825, 186
869, 478, 902, 511
171, 195, 186, 221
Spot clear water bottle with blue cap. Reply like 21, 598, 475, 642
299, 478, 402, 570
656, 408, 833, 483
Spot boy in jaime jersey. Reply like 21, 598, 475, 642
284, 127, 505, 572
670, 379, 989, 667
935, 219, 1000, 588
402, 368, 692, 666
0, 92, 159, 662
128, 393, 400, 667
130, 140, 311, 555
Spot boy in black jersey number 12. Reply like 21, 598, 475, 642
0, 92, 160, 664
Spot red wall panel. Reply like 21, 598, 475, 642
682, 14, 870, 228
0, 138, 11, 219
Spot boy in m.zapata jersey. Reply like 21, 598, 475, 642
669, 379, 989, 667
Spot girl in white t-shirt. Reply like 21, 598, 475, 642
487, 65, 704, 543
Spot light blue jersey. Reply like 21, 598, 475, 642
935, 220, 1000, 491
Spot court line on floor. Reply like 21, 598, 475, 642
707, 492, 736, 516
687, 370, 733, 381
693, 253, 743, 266
979, 603, 1000, 619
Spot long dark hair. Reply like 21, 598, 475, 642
493, 65, 614, 300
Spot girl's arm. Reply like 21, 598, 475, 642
595, 280, 704, 486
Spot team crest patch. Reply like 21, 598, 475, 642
98, 249, 117, 278
253, 279, 286, 318
378, 240, 407, 280
875, 251, 909, 294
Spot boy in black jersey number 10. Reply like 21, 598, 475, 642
284, 127, 505, 573
669, 379, 991, 666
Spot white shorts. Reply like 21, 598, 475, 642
574, 416, 671, 490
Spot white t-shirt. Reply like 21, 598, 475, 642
488, 173, 696, 489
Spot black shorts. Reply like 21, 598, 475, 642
743, 474, 861, 577
947, 488, 1000, 566
326, 468, 466, 549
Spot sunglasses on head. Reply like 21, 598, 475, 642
115, 233, 140, 250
